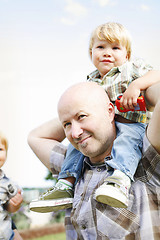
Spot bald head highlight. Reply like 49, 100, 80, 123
58, 82, 110, 114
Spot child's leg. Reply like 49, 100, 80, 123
95, 121, 146, 208
30, 144, 84, 213
107, 121, 146, 180
54, 144, 84, 192
58, 143, 84, 185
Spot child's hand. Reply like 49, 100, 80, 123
7, 189, 23, 213
120, 82, 141, 109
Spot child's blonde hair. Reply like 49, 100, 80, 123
89, 22, 132, 60
0, 131, 8, 153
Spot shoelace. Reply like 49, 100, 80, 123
40, 186, 57, 197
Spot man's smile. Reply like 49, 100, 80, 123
75, 135, 92, 146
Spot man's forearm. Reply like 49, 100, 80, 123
145, 83, 160, 154
145, 82, 160, 109
28, 118, 66, 171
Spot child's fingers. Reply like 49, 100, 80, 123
132, 97, 138, 106
121, 95, 138, 109
17, 189, 21, 194
121, 97, 130, 109
127, 98, 136, 109
10, 191, 23, 206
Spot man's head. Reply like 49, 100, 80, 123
58, 82, 116, 163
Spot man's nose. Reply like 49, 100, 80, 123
71, 122, 83, 139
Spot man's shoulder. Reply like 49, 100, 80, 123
50, 143, 67, 174
135, 133, 160, 184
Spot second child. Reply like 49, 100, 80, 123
0, 132, 23, 240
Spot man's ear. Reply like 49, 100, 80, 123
108, 102, 115, 122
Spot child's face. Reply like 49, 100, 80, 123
0, 141, 7, 168
91, 37, 128, 78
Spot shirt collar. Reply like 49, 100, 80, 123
81, 156, 112, 175
87, 67, 120, 83
87, 61, 131, 82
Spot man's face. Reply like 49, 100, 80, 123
91, 37, 128, 78
58, 91, 115, 163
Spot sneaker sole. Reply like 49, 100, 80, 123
95, 186, 128, 208
29, 198, 73, 213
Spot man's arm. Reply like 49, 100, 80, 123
145, 83, 160, 154
28, 118, 65, 172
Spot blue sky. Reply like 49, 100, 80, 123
0, 0, 160, 187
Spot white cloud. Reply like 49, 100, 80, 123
94, 0, 110, 7
65, 0, 87, 17
61, 17, 76, 26
140, 4, 150, 11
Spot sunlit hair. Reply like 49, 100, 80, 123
89, 22, 132, 60
0, 131, 8, 153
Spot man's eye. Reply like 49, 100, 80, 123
64, 122, 71, 128
78, 115, 86, 120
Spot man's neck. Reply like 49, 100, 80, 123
90, 145, 113, 164
89, 128, 116, 164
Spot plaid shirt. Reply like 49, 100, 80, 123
0, 169, 18, 240
87, 58, 153, 123
50, 133, 160, 240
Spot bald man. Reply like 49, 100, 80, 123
28, 82, 160, 239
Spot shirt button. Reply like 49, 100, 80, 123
82, 224, 86, 229
97, 168, 101, 172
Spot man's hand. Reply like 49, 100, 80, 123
7, 189, 23, 213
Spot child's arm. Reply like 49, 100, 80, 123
28, 117, 65, 172
120, 70, 160, 110
5, 190, 23, 213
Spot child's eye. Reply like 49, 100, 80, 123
113, 46, 119, 50
97, 45, 104, 49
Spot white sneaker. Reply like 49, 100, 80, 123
29, 181, 74, 213
95, 169, 131, 208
